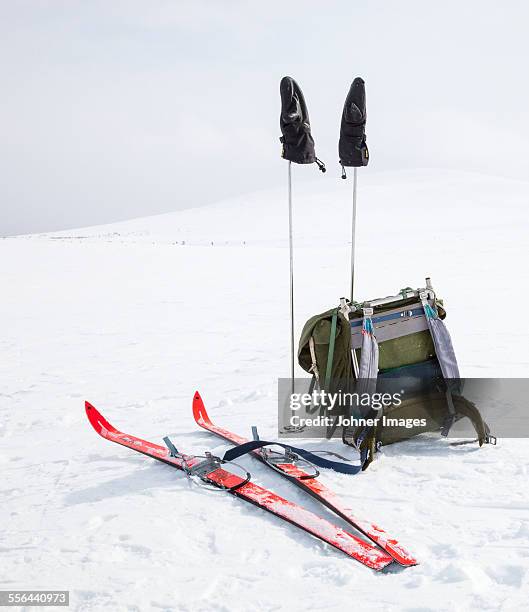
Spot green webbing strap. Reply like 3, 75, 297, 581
324, 309, 338, 391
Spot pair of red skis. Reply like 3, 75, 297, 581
85, 392, 417, 571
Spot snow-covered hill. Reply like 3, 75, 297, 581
1, 169, 528, 610
32, 169, 529, 249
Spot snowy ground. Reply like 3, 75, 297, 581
1, 169, 529, 611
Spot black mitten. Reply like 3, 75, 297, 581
339, 77, 369, 168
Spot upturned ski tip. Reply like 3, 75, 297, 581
192, 391, 212, 427
85, 400, 119, 437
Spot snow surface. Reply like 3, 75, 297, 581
1, 169, 529, 611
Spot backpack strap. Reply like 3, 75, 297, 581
342, 421, 379, 470
305, 373, 320, 415
441, 390, 457, 437
419, 290, 461, 436
323, 309, 339, 391
308, 336, 321, 387
452, 395, 497, 446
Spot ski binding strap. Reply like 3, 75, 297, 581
162, 436, 251, 492
223, 439, 363, 475
248, 426, 319, 479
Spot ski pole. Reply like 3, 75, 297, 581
288, 161, 295, 397
350, 167, 358, 303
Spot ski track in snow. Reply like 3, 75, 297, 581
1, 170, 529, 611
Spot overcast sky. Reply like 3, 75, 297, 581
1, 1, 528, 235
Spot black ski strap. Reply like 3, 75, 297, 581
222, 440, 363, 475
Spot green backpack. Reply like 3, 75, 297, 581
297, 283, 495, 469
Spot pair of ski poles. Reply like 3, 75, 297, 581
286, 162, 359, 396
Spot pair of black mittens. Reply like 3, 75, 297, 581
279, 76, 369, 169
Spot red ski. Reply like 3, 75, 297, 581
85, 401, 394, 571
192, 391, 417, 567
